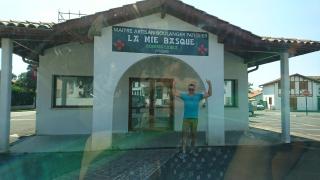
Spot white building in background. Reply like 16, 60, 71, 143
261, 73, 320, 111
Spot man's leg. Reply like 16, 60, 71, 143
190, 120, 198, 147
182, 120, 189, 153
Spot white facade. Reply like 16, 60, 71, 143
35, 13, 249, 148
263, 84, 276, 109
36, 43, 93, 134
92, 13, 227, 147
262, 75, 320, 111
224, 52, 248, 131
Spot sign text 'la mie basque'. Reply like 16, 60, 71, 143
112, 26, 209, 56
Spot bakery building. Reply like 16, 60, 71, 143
1, 0, 320, 151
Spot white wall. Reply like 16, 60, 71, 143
264, 81, 319, 111
36, 43, 93, 135
35, 13, 250, 139
93, 13, 226, 145
113, 56, 208, 132
112, 52, 249, 133
263, 84, 275, 109
274, 83, 281, 110
296, 97, 316, 111
224, 52, 248, 131
296, 81, 319, 111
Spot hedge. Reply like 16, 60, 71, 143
11, 85, 35, 106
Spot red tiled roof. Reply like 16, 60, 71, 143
0, 20, 54, 29
248, 90, 262, 98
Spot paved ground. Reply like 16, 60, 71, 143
3, 140, 319, 180
10, 110, 35, 143
57, 149, 178, 180
250, 110, 320, 141
4, 110, 320, 179
9, 110, 320, 144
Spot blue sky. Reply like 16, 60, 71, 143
1, 0, 319, 87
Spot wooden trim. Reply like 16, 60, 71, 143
128, 78, 133, 131
128, 77, 174, 131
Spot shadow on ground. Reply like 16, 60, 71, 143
0, 129, 319, 180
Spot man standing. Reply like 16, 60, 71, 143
173, 80, 212, 153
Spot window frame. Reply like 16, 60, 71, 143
224, 79, 238, 107
52, 75, 94, 108
278, 77, 313, 97
290, 81, 295, 90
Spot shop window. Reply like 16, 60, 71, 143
156, 86, 163, 99
290, 81, 295, 89
299, 81, 308, 91
224, 80, 237, 107
53, 75, 93, 108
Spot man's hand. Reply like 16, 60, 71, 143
204, 79, 212, 98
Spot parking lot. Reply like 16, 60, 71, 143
249, 110, 320, 141
9, 110, 320, 144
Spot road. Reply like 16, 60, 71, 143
250, 110, 320, 141
8, 110, 320, 143
10, 110, 36, 143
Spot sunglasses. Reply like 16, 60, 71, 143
188, 88, 195, 91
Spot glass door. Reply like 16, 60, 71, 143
129, 78, 173, 131
153, 80, 173, 130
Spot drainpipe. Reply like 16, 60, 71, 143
247, 65, 259, 73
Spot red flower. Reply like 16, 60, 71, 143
113, 40, 125, 51
198, 43, 208, 55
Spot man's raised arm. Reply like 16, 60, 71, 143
173, 80, 181, 98
204, 79, 212, 98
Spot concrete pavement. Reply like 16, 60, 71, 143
250, 110, 320, 141
10, 110, 35, 143
1, 128, 320, 179
3, 110, 320, 179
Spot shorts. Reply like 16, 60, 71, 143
182, 118, 198, 134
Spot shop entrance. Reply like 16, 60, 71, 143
129, 78, 174, 131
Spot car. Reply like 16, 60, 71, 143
248, 102, 254, 116
256, 104, 265, 110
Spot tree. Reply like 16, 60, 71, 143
11, 65, 37, 106
12, 73, 17, 80
15, 65, 36, 93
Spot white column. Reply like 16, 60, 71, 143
207, 48, 225, 145
0, 38, 13, 153
89, 37, 113, 151
91, 90, 113, 150
280, 52, 291, 143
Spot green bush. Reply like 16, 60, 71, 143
11, 84, 35, 106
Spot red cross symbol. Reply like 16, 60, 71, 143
113, 40, 125, 51
198, 43, 208, 55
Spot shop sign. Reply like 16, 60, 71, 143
112, 26, 209, 56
